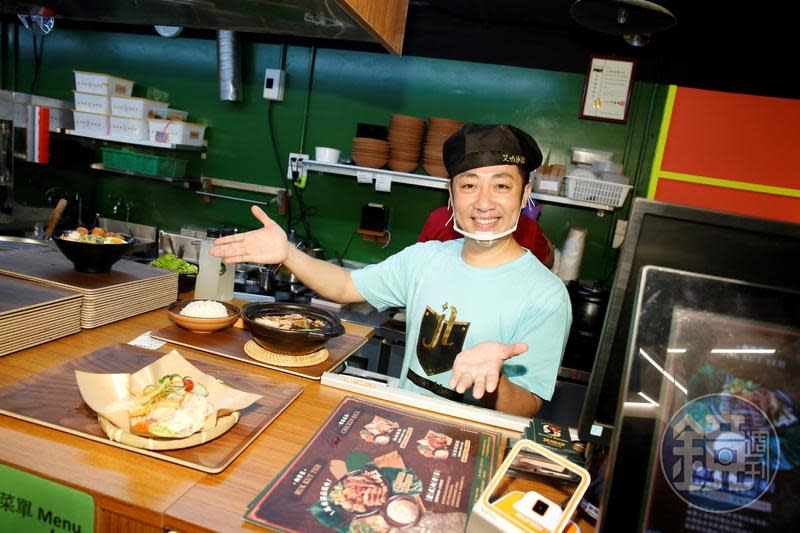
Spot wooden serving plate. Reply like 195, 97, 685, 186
151, 325, 368, 380
0, 343, 304, 473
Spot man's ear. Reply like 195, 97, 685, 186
521, 181, 532, 209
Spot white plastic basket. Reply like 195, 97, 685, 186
564, 175, 632, 207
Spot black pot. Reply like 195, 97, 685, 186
563, 280, 610, 372
242, 302, 345, 355
568, 280, 609, 335
178, 273, 197, 293
53, 235, 135, 273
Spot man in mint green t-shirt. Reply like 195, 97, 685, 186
211, 124, 571, 417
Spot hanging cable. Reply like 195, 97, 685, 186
286, 44, 319, 245
267, 42, 292, 226
29, 32, 45, 94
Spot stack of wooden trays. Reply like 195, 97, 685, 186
0, 275, 82, 356
351, 137, 390, 169
423, 116, 464, 178
0, 247, 178, 329
388, 114, 425, 173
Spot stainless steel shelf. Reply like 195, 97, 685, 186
63, 129, 204, 151
302, 160, 450, 190
530, 192, 617, 212
90, 163, 200, 186
303, 159, 619, 212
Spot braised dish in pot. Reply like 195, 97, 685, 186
242, 302, 345, 355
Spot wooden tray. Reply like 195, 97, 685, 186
0, 274, 81, 315
0, 247, 176, 290
0, 248, 178, 329
150, 325, 368, 380
0, 274, 83, 356
0, 344, 304, 473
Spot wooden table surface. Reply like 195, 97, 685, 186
0, 304, 531, 533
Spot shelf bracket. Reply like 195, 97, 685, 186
198, 177, 288, 215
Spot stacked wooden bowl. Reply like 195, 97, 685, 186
352, 137, 390, 169
388, 114, 425, 173
423, 117, 464, 178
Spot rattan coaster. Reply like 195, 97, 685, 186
244, 340, 329, 367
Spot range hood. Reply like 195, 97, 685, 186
1, 0, 409, 54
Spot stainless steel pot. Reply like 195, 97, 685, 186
257, 266, 272, 293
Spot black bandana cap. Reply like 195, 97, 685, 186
443, 123, 543, 179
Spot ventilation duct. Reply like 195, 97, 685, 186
217, 30, 241, 102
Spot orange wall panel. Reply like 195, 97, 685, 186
661, 87, 800, 189
655, 178, 800, 224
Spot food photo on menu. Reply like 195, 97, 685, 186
244, 397, 499, 532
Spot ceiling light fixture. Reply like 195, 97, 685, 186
570, 0, 676, 46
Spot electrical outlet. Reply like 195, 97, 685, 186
263, 68, 285, 101
287, 152, 309, 183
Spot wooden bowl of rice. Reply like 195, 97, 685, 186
167, 299, 240, 334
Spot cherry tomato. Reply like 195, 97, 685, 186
183, 377, 194, 393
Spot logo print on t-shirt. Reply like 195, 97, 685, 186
416, 303, 469, 376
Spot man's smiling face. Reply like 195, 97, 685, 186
450, 164, 529, 238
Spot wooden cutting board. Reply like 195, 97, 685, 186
0, 344, 304, 473
150, 325, 368, 380
0, 247, 175, 291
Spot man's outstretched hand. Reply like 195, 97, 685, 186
449, 342, 528, 399
210, 205, 289, 264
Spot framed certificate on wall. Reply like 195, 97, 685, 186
580, 55, 636, 123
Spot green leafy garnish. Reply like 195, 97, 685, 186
149, 253, 198, 274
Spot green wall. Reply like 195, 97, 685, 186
3, 26, 666, 281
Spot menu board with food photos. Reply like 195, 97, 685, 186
244, 396, 500, 532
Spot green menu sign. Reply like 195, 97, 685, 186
0, 464, 94, 533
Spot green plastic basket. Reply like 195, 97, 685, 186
101, 147, 187, 178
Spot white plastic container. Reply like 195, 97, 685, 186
195, 238, 221, 300
72, 110, 109, 135
73, 70, 134, 96
591, 160, 623, 174
109, 116, 148, 140
533, 172, 564, 195
110, 96, 169, 119
165, 109, 188, 121
74, 91, 110, 114
148, 118, 206, 146
570, 146, 614, 165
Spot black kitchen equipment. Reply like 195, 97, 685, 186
562, 279, 610, 373
242, 302, 345, 355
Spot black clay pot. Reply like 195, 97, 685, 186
242, 302, 345, 355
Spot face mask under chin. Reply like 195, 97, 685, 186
452, 219, 518, 247
447, 191, 529, 247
